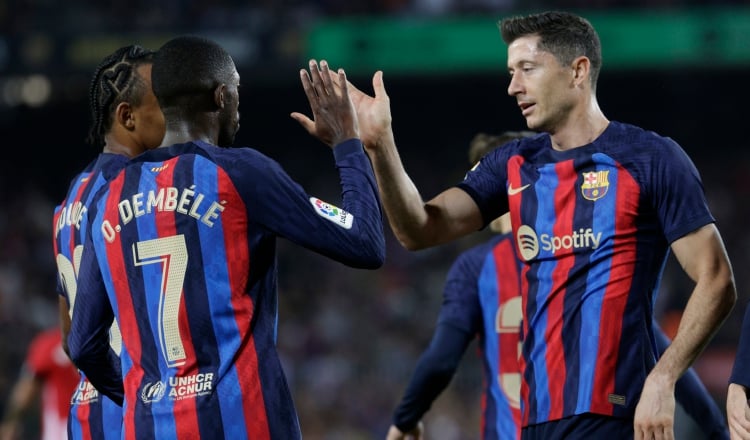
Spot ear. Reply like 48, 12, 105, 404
213, 84, 227, 109
114, 102, 135, 130
571, 56, 590, 88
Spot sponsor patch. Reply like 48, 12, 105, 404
140, 374, 215, 404
310, 197, 353, 229
167, 373, 214, 401
140, 381, 166, 404
607, 393, 626, 406
70, 379, 100, 405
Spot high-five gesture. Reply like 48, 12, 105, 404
291, 59, 359, 148
344, 70, 393, 151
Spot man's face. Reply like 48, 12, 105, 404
506, 35, 577, 134
217, 68, 240, 147
133, 64, 165, 150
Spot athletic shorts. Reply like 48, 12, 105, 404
522, 413, 634, 440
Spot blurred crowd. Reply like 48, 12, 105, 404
3, 0, 750, 35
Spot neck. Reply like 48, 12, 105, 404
160, 116, 219, 147
102, 137, 140, 158
549, 98, 609, 151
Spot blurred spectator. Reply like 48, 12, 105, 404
0, 327, 78, 440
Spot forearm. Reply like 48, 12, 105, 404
69, 347, 123, 405
393, 324, 471, 431
58, 296, 71, 357
366, 129, 432, 250
331, 139, 385, 268
68, 286, 124, 405
651, 277, 735, 384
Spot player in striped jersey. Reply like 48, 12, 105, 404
387, 133, 729, 440
387, 131, 533, 440
52, 45, 164, 440
341, 10, 736, 440
67, 36, 384, 439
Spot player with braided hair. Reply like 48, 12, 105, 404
52, 44, 164, 440
85, 45, 165, 153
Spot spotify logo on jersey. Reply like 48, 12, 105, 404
516, 225, 540, 261
516, 225, 603, 261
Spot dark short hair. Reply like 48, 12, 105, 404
468, 130, 536, 164
152, 35, 236, 114
500, 11, 602, 88
86, 45, 155, 147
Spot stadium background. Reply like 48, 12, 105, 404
0, 1, 749, 438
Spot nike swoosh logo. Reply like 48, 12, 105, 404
507, 183, 530, 195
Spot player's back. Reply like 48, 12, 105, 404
84, 140, 383, 439
53, 153, 128, 440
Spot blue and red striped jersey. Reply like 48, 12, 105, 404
457, 121, 714, 426
438, 233, 523, 439
68, 139, 384, 440
52, 153, 128, 440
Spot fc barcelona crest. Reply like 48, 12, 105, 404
580, 170, 610, 201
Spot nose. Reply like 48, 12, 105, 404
507, 73, 521, 97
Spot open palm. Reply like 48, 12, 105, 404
345, 71, 393, 150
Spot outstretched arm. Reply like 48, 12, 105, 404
387, 323, 473, 439
634, 223, 736, 439
338, 69, 484, 250
283, 60, 384, 268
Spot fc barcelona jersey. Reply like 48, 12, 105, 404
68, 140, 384, 439
53, 153, 128, 440
438, 233, 523, 439
457, 121, 714, 426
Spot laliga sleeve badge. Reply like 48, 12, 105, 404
310, 197, 353, 229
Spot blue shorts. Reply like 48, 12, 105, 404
522, 413, 633, 440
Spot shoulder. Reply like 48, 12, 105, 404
450, 235, 507, 275
188, 142, 275, 169
607, 121, 683, 156
600, 122, 696, 179
495, 132, 548, 158
127, 142, 275, 172
93, 154, 129, 182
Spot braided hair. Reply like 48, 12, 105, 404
86, 45, 156, 148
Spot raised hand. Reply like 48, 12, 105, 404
344, 70, 393, 151
291, 59, 359, 148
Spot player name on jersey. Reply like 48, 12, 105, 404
54, 200, 87, 239
101, 185, 226, 242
